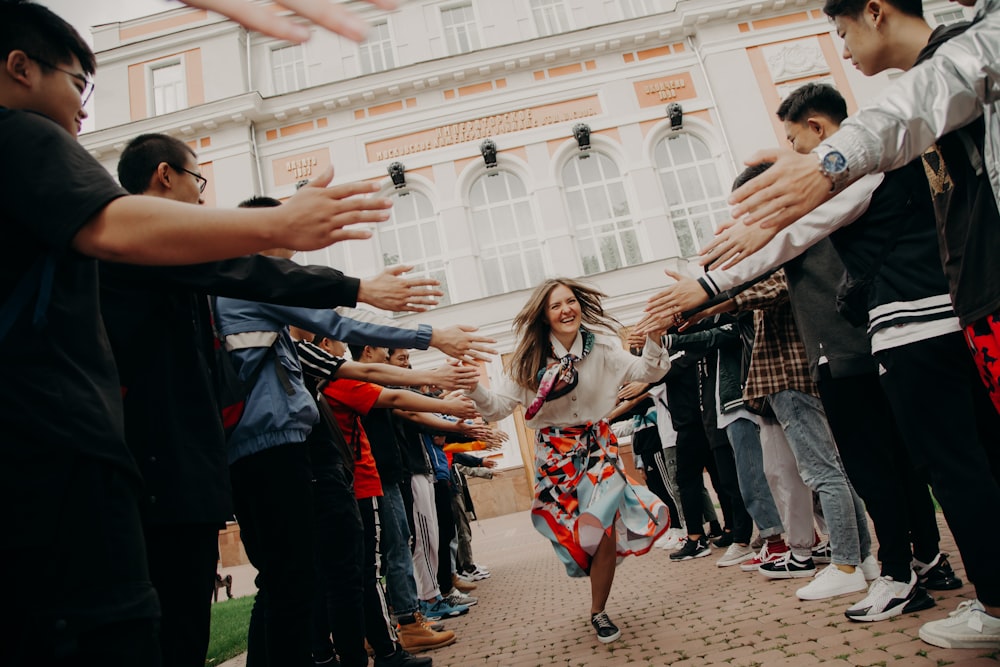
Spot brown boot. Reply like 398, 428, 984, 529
397, 612, 457, 653
452, 572, 477, 593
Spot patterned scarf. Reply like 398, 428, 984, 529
524, 328, 594, 420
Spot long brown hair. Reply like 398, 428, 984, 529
508, 278, 621, 391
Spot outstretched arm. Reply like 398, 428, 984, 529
179, 0, 399, 43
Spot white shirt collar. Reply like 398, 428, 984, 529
550, 330, 583, 359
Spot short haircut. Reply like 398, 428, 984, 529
117, 133, 197, 194
823, 0, 922, 18
732, 162, 775, 192
238, 196, 283, 209
347, 343, 365, 361
0, 1, 95, 75
775, 83, 848, 125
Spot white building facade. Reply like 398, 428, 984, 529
81, 0, 972, 515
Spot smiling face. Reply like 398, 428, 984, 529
545, 283, 582, 342
27, 53, 89, 137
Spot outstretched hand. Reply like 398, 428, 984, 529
439, 395, 480, 420
276, 168, 392, 251
635, 268, 711, 335
430, 325, 497, 363
179, 0, 399, 43
428, 362, 480, 391
728, 148, 836, 229
357, 265, 443, 313
698, 218, 781, 270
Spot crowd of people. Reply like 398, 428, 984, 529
3, 0, 1000, 664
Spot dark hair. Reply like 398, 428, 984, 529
347, 343, 365, 361
0, 1, 95, 76
823, 0, 922, 18
238, 195, 283, 209
732, 162, 775, 191
775, 83, 848, 125
117, 133, 197, 194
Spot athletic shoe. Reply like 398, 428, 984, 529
918, 599, 1000, 650
811, 540, 832, 564
741, 540, 790, 572
845, 571, 918, 622
759, 551, 816, 579
418, 596, 468, 619
670, 535, 711, 561
462, 564, 491, 581
860, 554, 880, 582
717, 543, 755, 567
796, 564, 867, 601
654, 528, 685, 550
444, 589, 478, 607
902, 586, 936, 614
373, 649, 433, 667
713, 531, 734, 548
915, 552, 963, 591
590, 610, 622, 644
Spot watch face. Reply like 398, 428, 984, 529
822, 151, 848, 174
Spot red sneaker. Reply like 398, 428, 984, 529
740, 539, 789, 572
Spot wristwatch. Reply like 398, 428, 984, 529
813, 146, 850, 193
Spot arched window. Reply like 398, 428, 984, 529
562, 153, 641, 275
470, 171, 544, 296
653, 132, 730, 257
377, 190, 451, 306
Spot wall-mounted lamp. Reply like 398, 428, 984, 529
573, 123, 591, 158
387, 161, 406, 189
667, 102, 684, 131
480, 138, 498, 170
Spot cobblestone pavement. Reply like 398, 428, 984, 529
221, 509, 999, 667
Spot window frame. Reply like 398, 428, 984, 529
358, 19, 397, 75
146, 56, 187, 116
269, 43, 308, 95
439, 2, 482, 56
529, 0, 572, 37
375, 188, 452, 307
560, 151, 644, 276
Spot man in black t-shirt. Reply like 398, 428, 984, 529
0, 4, 409, 664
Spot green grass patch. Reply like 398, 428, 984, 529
205, 594, 254, 666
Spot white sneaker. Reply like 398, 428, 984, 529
844, 571, 917, 622
919, 599, 1000, 649
796, 564, 867, 601
859, 554, 880, 582
655, 528, 685, 550
717, 543, 755, 567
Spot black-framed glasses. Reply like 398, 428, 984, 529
171, 165, 208, 194
28, 55, 95, 106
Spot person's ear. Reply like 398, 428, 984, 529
5, 51, 33, 88
153, 162, 173, 190
806, 117, 826, 140
866, 0, 883, 28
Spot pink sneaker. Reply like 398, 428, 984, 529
740, 540, 790, 572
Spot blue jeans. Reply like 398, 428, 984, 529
379, 483, 420, 616
768, 390, 871, 566
725, 417, 783, 539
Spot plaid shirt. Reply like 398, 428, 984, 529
731, 270, 818, 404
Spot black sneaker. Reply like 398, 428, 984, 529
758, 551, 816, 579
713, 530, 734, 548
373, 648, 432, 667
916, 553, 963, 591
590, 610, 622, 644
902, 585, 936, 614
670, 536, 711, 561
707, 521, 724, 540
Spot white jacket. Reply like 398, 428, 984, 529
824, 0, 1000, 212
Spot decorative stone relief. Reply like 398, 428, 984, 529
775, 75, 836, 101
762, 39, 829, 83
